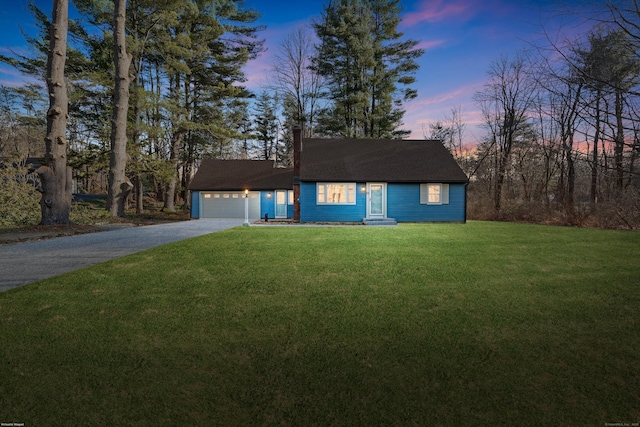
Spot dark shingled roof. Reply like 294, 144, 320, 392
189, 140, 468, 191
299, 139, 468, 183
188, 159, 293, 191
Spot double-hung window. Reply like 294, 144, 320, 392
420, 183, 449, 205
317, 183, 356, 205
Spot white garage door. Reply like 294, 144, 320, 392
201, 192, 260, 219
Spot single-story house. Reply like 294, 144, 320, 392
189, 127, 469, 223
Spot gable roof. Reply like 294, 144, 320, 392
189, 159, 293, 191
299, 138, 468, 183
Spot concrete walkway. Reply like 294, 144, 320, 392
0, 219, 243, 291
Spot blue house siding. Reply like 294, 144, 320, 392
191, 191, 201, 219
387, 183, 466, 222
300, 182, 366, 222
299, 182, 466, 223
260, 192, 275, 220
260, 191, 293, 220
194, 183, 465, 222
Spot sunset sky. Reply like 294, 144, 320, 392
0, 0, 591, 142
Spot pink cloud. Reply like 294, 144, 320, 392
403, 0, 474, 27
417, 88, 468, 107
402, 82, 487, 142
416, 39, 447, 51
242, 50, 274, 90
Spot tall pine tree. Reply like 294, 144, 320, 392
313, 0, 423, 138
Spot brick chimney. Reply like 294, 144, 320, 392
293, 125, 302, 222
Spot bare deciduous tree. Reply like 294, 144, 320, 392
272, 26, 323, 139
424, 106, 470, 175
473, 53, 538, 212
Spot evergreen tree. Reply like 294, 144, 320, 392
313, 0, 423, 138
155, 0, 263, 210
253, 91, 280, 161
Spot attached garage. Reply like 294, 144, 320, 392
199, 191, 260, 219
189, 159, 294, 220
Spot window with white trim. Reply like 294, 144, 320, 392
420, 183, 450, 205
317, 183, 356, 204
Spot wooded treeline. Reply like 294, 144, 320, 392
2, 0, 267, 221
427, 2, 640, 229
0, 0, 422, 224
1, 0, 639, 229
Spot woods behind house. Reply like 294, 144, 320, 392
0, 0, 638, 229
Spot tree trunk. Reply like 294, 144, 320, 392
38, 0, 71, 225
163, 128, 186, 212
557, 149, 566, 208
107, 0, 133, 217
494, 134, 513, 213
134, 173, 144, 214
566, 136, 575, 213
590, 95, 601, 209
131, 75, 144, 215
494, 159, 506, 212
164, 74, 190, 212
628, 133, 639, 188
182, 137, 194, 211
614, 90, 625, 192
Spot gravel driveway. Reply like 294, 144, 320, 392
0, 219, 243, 291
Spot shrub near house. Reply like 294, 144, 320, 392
0, 157, 41, 226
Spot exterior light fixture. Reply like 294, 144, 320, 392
360, 185, 367, 192
267, 192, 272, 198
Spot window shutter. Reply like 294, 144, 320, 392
420, 184, 428, 204
442, 184, 450, 204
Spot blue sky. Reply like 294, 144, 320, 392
0, 0, 588, 141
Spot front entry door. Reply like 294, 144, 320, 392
367, 183, 386, 219
275, 190, 287, 218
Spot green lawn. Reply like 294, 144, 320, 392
1, 222, 639, 425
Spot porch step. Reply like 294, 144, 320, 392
363, 218, 397, 226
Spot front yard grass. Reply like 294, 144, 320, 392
1, 221, 639, 425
